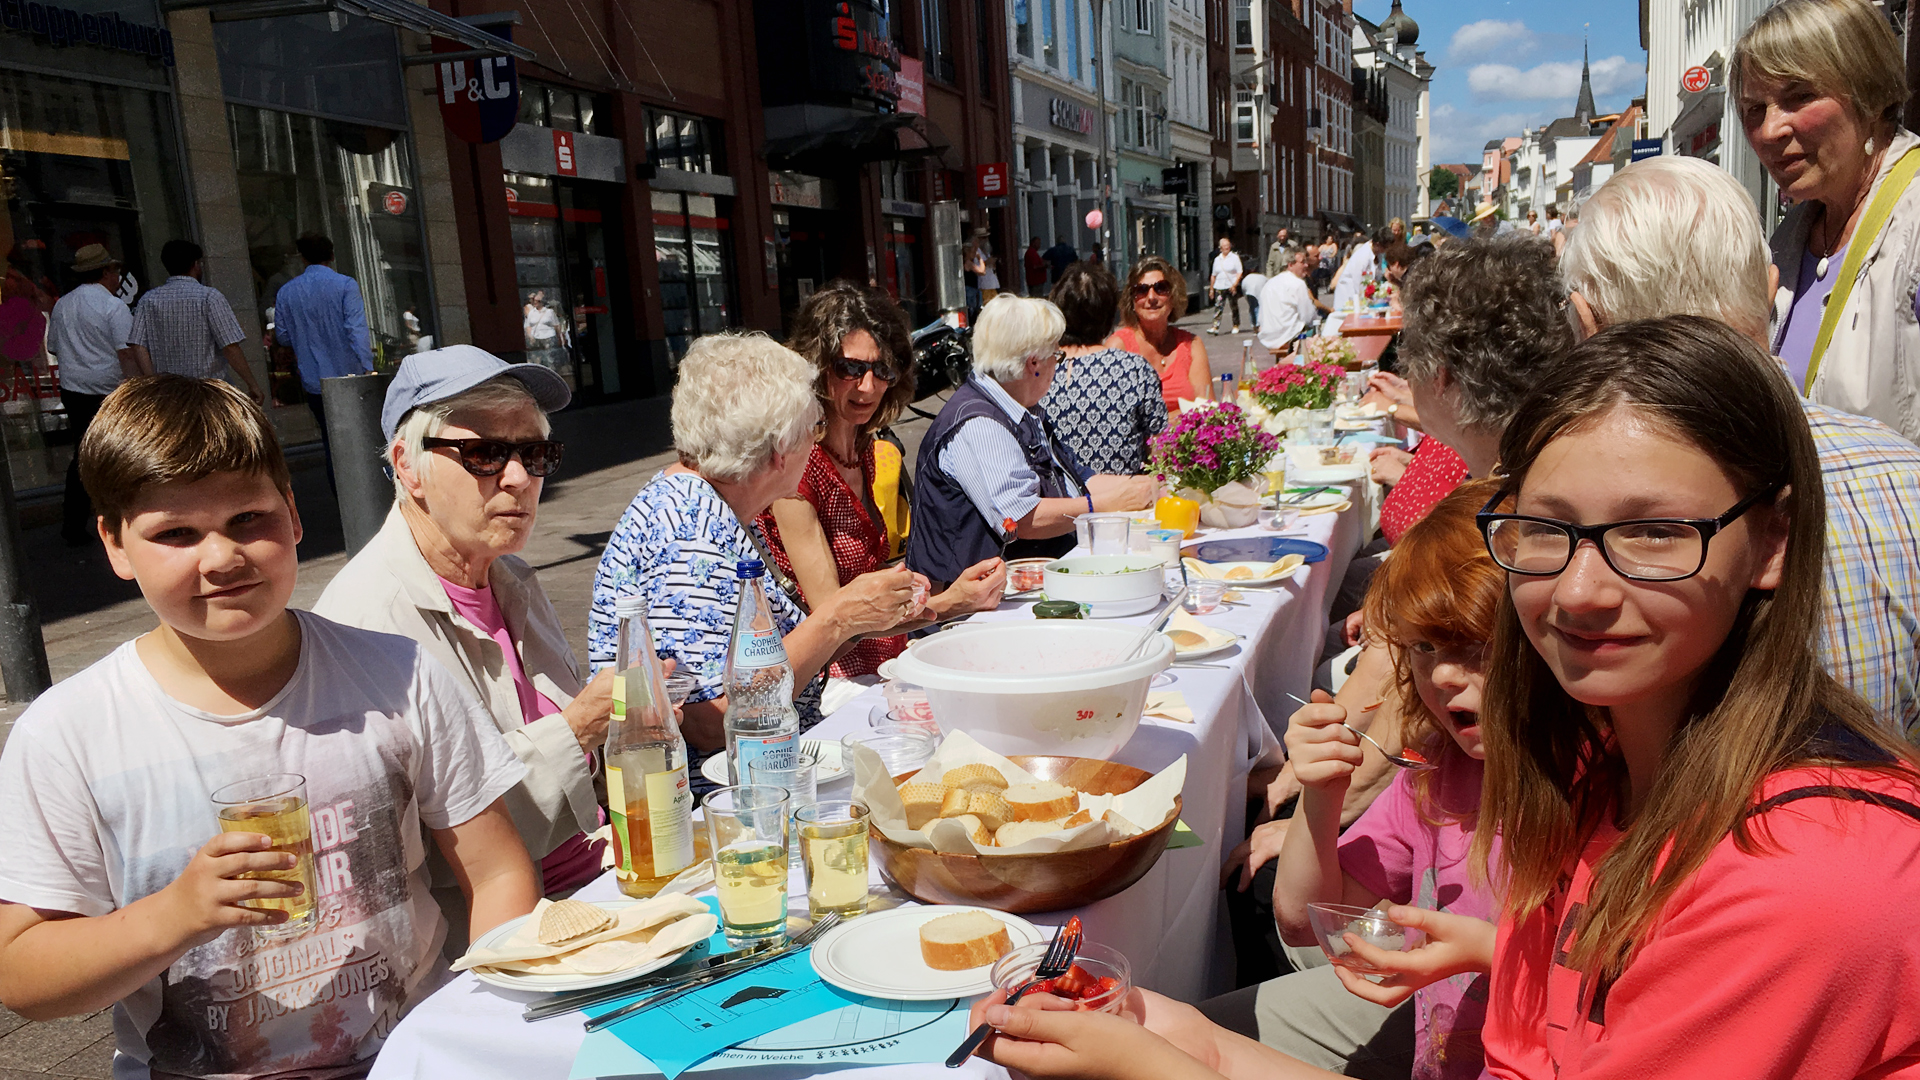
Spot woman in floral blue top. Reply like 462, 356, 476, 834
1040, 263, 1169, 474
588, 332, 925, 788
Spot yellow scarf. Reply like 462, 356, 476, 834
870, 438, 911, 559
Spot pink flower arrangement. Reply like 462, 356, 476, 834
1250, 361, 1344, 413
1148, 403, 1280, 494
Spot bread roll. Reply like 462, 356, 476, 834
944, 763, 1009, 793
1004, 781, 1078, 822
899, 782, 948, 830
919, 911, 1013, 971
994, 818, 1067, 848
938, 813, 995, 846
940, 786, 971, 818
967, 791, 1011, 832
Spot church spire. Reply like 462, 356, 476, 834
1574, 33, 1596, 123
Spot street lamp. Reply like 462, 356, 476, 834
1091, 0, 1112, 260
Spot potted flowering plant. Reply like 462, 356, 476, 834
1148, 403, 1281, 527
1250, 361, 1344, 413
1305, 336, 1360, 370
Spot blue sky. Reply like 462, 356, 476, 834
1351, 0, 1649, 166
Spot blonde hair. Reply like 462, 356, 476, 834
671, 332, 822, 483
971, 294, 1065, 381
1561, 157, 1773, 345
1732, 0, 1906, 127
388, 376, 549, 498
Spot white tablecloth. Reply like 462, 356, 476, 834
370, 489, 1372, 1080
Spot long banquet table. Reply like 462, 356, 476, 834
369, 484, 1374, 1080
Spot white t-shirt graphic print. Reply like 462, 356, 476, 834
0, 611, 526, 1080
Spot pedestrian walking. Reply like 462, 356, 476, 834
1264, 226, 1291, 277
1043, 236, 1078, 282
1207, 237, 1244, 334
272, 232, 375, 486
127, 239, 263, 402
44, 243, 135, 545
1024, 237, 1047, 296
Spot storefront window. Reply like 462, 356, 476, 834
0, 65, 187, 492
647, 110, 723, 175
229, 105, 435, 365
651, 190, 735, 362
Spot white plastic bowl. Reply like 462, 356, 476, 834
1043, 555, 1169, 618
889, 622, 1173, 759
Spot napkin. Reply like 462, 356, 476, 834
1143, 690, 1193, 723
1164, 610, 1235, 654
1181, 553, 1305, 581
452, 894, 716, 974
1199, 479, 1263, 528
850, 731, 1186, 855
1299, 499, 1352, 517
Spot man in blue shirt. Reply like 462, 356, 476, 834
272, 233, 374, 487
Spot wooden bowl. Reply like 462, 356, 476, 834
870, 755, 1182, 914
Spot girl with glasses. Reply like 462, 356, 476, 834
961, 315, 1920, 1079
756, 282, 1007, 681
1109, 255, 1212, 411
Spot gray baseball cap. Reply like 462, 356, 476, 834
381, 344, 572, 441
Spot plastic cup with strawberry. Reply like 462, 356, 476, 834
989, 940, 1133, 1014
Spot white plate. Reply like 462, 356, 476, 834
1273, 490, 1347, 513
877, 658, 900, 681
467, 900, 702, 992
1192, 561, 1305, 587
1169, 628, 1240, 660
810, 905, 1046, 1000
1289, 462, 1368, 484
699, 741, 848, 788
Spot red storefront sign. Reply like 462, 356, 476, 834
383, 190, 408, 215
553, 130, 578, 176
975, 162, 1008, 198
898, 56, 925, 116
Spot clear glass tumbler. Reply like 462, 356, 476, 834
702, 785, 792, 945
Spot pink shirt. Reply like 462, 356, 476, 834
1339, 754, 1496, 1080
439, 576, 605, 892
1484, 766, 1920, 1079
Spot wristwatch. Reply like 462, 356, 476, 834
1387, 403, 1400, 418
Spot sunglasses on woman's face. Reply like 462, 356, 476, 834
422, 436, 565, 477
1131, 281, 1174, 299
830, 356, 900, 383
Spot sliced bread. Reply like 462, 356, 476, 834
939, 786, 972, 818
938, 813, 995, 847
919, 910, 1013, 971
944, 763, 1010, 793
1003, 780, 1078, 822
994, 818, 1067, 848
899, 782, 948, 830
967, 791, 1012, 832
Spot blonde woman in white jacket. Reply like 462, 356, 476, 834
1738, 0, 1920, 442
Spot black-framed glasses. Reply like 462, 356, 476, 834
1476, 482, 1783, 583
830, 356, 900, 383
422, 437, 565, 478
1130, 280, 1174, 299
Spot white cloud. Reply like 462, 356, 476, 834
1427, 102, 1556, 167
1467, 55, 1646, 104
1447, 20, 1539, 64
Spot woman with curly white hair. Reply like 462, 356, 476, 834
907, 294, 1156, 588
588, 332, 922, 793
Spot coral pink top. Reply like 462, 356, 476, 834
1483, 765, 1920, 1079
1112, 325, 1198, 408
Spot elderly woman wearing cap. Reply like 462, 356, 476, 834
588, 332, 922, 793
907, 294, 1156, 589
316, 344, 607, 926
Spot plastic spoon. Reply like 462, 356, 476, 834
1120, 586, 1189, 663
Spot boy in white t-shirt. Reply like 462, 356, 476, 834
0, 376, 538, 1080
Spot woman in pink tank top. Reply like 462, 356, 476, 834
1107, 255, 1212, 409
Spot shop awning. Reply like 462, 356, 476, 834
162, 0, 536, 60
763, 112, 956, 172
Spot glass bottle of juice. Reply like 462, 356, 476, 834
604, 594, 697, 897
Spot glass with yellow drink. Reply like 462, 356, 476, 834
703, 785, 792, 945
796, 800, 869, 920
211, 773, 318, 939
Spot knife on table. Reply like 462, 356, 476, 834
522, 940, 776, 1022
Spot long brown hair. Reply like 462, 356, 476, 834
1118, 255, 1188, 326
1471, 315, 1917, 980
1362, 478, 1505, 822
786, 280, 916, 435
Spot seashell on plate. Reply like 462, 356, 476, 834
537, 898, 616, 945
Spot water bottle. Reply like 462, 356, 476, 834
723, 560, 800, 786
604, 594, 696, 897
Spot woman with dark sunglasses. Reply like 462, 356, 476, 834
316, 345, 612, 938
755, 282, 1007, 680
1108, 255, 1212, 410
